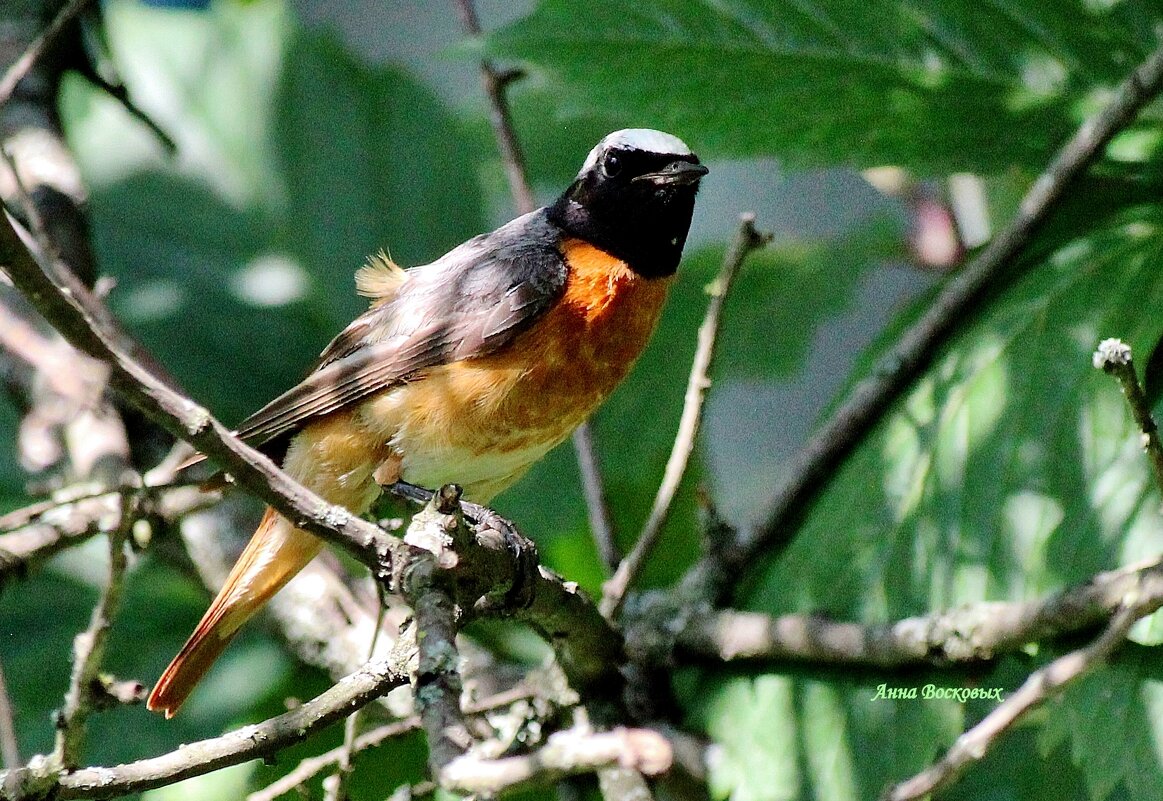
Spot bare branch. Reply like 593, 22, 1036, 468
573, 424, 620, 573
748, 40, 1163, 563
252, 718, 420, 801
247, 689, 534, 801
884, 581, 1163, 801
451, 0, 535, 216
602, 214, 769, 618
440, 726, 672, 797
52, 517, 131, 769
0, 657, 410, 800
0, 482, 213, 583
402, 488, 473, 775
674, 554, 1163, 668
0, 0, 94, 108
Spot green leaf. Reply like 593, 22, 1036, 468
1039, 646, 1163, 801
686, 670, 965, 801
488, 0, 1163, 173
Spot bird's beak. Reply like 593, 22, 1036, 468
634, 160, 709, 186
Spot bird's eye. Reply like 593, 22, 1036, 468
601, 153, 622, 178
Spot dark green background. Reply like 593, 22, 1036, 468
3, 0, 1163, 798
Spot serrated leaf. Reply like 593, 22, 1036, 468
749, 200, 1163, 622
488, 0, 1163, 173
1039, 647, 1163, 801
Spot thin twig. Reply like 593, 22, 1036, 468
452, 0, 618, 563
254, 718, 419, 801
452, 0, 535, 215
0, 0, 94, 108
0, 483, 214, 585
601, 214, 769, 618
0, 656, 19, 771
52, 513, 132, 769
324, 600, 387, 801
1093, 338, 1163, 494
883, 586, 1163, 801
574, 425, 620, 573
748, 40, 1163, 562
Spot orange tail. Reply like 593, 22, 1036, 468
147, 508, 323, 717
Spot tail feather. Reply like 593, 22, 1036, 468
147, 508, 323, 717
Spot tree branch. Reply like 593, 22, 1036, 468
0, 656, 410, 801
52, 518, 131, 769
403, 488, 472, 776
602, 214, 769, 618
883, 584, 1163, 801
0, 0, 93, 108
673, 554, 1163, 668
451, 0, 535, 215
247, 688, 534, 801
2, 138, 624, 709
747, 39, 1163, 563
0, 482, 214, 584
440, 725, 672, 797
0, 656, 18, 772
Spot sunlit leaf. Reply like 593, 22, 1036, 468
488, 0, 1163, 173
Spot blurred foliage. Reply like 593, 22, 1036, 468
0, 0, 1162, 800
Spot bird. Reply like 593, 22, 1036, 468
147, 129, 708, 717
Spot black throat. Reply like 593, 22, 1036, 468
547, 182, 699, 279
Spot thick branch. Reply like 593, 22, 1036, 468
404, 489, 473, 775
748, 40, 1163, 562
602, 214, 769, 618
674, 555, 1163, 668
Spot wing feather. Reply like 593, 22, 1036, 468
230, 210, 566, 451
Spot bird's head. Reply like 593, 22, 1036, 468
549, 129, 708, 279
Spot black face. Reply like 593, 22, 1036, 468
548, 145, 707, 279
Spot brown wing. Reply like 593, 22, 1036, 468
230, 210, 567, 451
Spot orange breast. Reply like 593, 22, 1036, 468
357, 239, 673, 500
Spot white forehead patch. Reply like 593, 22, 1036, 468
578, 129, 692, 176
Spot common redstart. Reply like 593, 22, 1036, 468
148, 129, 707, 716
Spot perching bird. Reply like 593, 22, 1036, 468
147, 129, 707, 717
